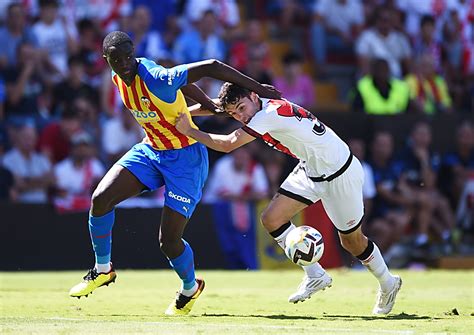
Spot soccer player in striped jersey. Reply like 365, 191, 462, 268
68, 31, 281, 316
175, 83, 402, 315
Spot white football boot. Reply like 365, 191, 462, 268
372, 275, 402, 315
288, 273, 332, 303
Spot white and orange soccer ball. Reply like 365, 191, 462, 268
285, 226, 324, 266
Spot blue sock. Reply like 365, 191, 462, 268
89, 210, 115, 266
168, 239, 196, 290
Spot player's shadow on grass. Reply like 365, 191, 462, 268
203, 312, 441, 321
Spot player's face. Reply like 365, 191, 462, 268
104, 42, 137, 83
225, 93, 260, 124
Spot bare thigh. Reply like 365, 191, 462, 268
91, 164, 147, 216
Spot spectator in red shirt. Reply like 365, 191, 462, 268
38, 109, 82, 163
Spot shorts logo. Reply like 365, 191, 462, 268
168, 191, 191, 203
140, 96, 151, 108
346, 219, 356, 227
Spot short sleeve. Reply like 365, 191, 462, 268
139, 58, 188, 103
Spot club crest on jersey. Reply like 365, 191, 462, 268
140, 96, 151, 108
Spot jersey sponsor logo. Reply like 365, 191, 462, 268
168, 191, 191, 203
140, 96, 151, 108
132, 110, 158, 119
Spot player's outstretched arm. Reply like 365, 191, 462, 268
181, 83, 222, 114
185, 59, 281, 100
175, 112, 255, 152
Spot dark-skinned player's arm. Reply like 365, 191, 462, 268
185, 59, 281, 100
180, 83, 222, 115
175, 112, 255, 153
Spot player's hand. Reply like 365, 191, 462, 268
260, 84, 282, 99
175, 112, 192, 135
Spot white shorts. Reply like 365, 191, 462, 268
279, 156, 365, 233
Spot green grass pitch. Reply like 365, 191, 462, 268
1, 269, 472, 334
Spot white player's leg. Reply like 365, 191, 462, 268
339, 227, 401, 315
261, 193, 332, 303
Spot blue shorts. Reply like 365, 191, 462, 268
116, 142, 209, 218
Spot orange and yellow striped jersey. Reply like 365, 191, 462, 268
112, 58, 198, 150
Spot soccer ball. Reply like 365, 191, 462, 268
285, 226, 324, 266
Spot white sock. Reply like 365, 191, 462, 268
180, 281, 198, 297
360, 242, 395, 292
95, 263, 111, 273
273, 223, 326, 278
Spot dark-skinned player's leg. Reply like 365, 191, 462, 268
161, 205, 205, 316
159, 206, 189, 259
69, 165, 147, 298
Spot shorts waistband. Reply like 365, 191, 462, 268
309, 153, 353, 182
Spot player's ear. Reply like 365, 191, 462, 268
250, 92, 258, 103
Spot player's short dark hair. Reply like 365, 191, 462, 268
103, 31, 133, 55
218, 82, 252, 109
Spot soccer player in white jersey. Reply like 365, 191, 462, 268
176, 82, 402, 315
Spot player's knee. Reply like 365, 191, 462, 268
91, 189, 113, 215
158, 235, 180, 257
260, 209, 282, 231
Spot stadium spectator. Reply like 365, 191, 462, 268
396, 0, 446, 39
52, 55, 97, 116
102, 106, 143, 166
203, 145, 269, 270
397, 122, 455, 252
32, 0, 78, 81
413, 15, 442, 71
351, 58, 410, 114
184, 0, 240, 30
2, 122, 53, 203
261, 149, 289, 195
439, 121, 474, 209
3, 42, 45, 120
76, 18, 107, 87
203, 146, 269, 203
367, 131, 411, 253
274, 53, 315, 109
229, 19, 271, 72
311, 0, 364, 66
242, 51, 273, 85
70, 95, 102, 147
128, 5, 168, 61
172, 9, 226, 64
54, 132, 105, 212
131, 0, 177, 34
405, 54, 452, 114
0, 2, 37, 69
356, 6, 412, 78
38, 108, 82, 163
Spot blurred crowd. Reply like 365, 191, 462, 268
0, 0, 473, 265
